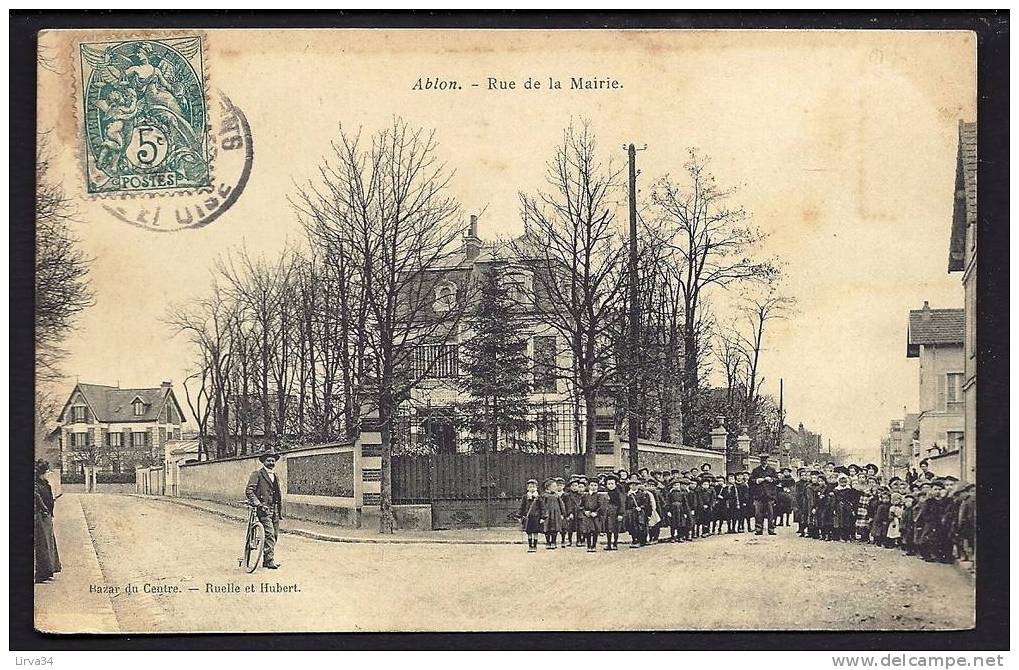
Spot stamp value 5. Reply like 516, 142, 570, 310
79, 36, 211, 196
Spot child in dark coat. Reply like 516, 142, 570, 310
666, 479, 691, 542
562, 477, 582, 547
695, 477, 714, 537
624, 479, 649, 547
816, 475, 834, 540
518, 478, 542, 553
719, 473, 743, 534
831, 475, 857, 542
602, 474, 624, 551
869, 487, 892, 546
737, 473, 752, 533
917, 480, 952, 563
578, 479, 605, 552
539, 478, 567, 550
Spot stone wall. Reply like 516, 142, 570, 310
621, 440, 726, 473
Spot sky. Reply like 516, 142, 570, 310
38, 29, 975, 461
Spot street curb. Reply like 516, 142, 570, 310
129, 494, 527, 545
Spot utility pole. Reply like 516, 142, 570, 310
776, 377, 784, 453
626, 142, 644, 474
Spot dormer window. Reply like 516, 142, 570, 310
434, 281, 457, 315
133, 399, 145, 416
504, 270, 533, 305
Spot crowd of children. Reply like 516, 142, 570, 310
516, 462, 975, 566
791, 462, 976, 564
518, 464, 763, 553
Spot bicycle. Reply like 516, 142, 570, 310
237, 501, 265, 573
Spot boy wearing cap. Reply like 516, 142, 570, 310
793, 468, 810, 536
554, 476, 568, 547
573, 476, 589, 549
602, 473, 624, 550
917, 480, 952, 562
719, 472, 742, 534
624, 478, 649, 547
518, 478, 543, 552
694, 476, 715, 537
539, 478, 567, 550
736, 472, 752, 533
578, 478, 605, 552
667, 478, 692, 542
562, 477, 581, 547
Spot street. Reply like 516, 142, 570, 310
36, 494, 974, 633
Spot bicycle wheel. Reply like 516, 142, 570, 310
243, 521, 265, 573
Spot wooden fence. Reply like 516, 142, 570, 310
393, 452, 586, 528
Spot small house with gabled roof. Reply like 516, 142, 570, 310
57, 381, 186, 474
906, 302, 965, 475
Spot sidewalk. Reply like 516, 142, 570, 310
34, 494, 120, 633
133, 494, 528, 544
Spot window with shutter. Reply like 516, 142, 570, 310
946, 373, 964, 411
936, 373, 946, 411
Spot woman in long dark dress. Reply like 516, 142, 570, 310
35, 460, 61, 583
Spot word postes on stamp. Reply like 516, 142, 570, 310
79, 36, 211, 196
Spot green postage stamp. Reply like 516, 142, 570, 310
79, 36, 211, 195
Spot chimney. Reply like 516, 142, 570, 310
921, 301, 932, 321
161, 381, 172, 388
464, 214, 482, 261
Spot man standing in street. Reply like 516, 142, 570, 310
246, 449, 284, 569
749, 453, 781, 536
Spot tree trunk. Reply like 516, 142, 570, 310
583, 389, 598, 473
681, 326, 698, 445
378, 374, 396, 534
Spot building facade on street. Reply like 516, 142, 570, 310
947, 120, 977, 483
780, 422, 823, 466
403, 215, 581, 454
880, 417, 913, 480
906, 303, 965, 478
56, 381, 186, 474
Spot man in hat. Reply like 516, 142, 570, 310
246, 449, 284, 569
749, 453, 780, 535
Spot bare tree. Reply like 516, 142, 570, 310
166, 284, 237, 459
36, 136, 94, 384
734, 288, 796, 433
181, 368, 213, 461
514, 121, 627, 468
293, 119, 469, 533
216, 246, 299, 448
650, 149, 778, 446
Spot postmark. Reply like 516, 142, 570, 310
101, 91, 253, 232
79, 36, 212, 196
